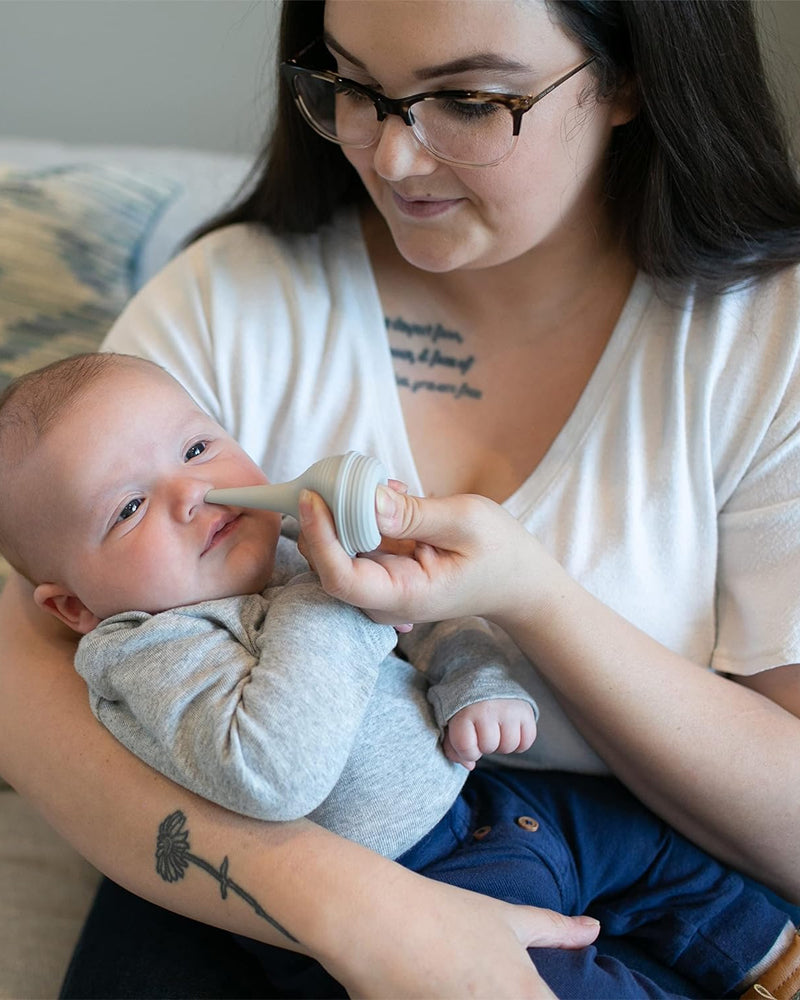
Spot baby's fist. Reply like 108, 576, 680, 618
444, 699, 537, 770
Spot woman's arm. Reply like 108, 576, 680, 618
299, 487, 800, 901
0, 572, 598, 998
496, 569, 800, 901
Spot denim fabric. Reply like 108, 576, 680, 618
60, 771, 798, 1000
395, 770, 793, 999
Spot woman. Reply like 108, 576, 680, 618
1, 1, 799, 996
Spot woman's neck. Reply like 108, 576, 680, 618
362, 204, 637, 501
362, 204, 636, 347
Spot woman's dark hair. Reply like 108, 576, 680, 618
196, 0, 800, 294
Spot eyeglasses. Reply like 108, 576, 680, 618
280, 41, 595, 168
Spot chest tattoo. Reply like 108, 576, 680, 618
386, 315, 483, 400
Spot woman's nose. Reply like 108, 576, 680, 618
371, 116, 439, 181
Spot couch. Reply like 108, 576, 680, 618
0, 136, 251, 999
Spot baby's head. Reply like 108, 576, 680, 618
0, 353, 281, 633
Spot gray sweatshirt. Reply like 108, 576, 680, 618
75, 537, 538, 859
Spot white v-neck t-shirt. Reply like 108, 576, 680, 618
105, 211, 800, 775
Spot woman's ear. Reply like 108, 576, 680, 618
33, 583, 101, 635
609, 76, 640, 128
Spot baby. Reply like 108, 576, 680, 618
0, 351, 535, 857
1, 352, 796, 1000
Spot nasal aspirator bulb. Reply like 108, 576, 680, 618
205, 451, 388, 557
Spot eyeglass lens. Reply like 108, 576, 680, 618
293, 75, 515, 166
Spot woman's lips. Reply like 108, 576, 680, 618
391, 192, 462, 218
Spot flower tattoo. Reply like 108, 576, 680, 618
155, 810, 190, 882
156, 810, 298, 942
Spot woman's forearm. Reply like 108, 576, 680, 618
301, 489, 800, 900
0, 575, 449, 972
495, 565, 800, 901
0, 575, 318, 953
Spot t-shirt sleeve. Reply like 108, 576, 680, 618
713, 278, 800, 675
101, 227, 242, 427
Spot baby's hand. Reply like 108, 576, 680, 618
443, 699, 537, 770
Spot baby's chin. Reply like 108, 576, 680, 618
244, 565, 277, 597
138, 564, 277, 614
231, 555, 278, 600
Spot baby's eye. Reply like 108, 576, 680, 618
185, 441, 207, 461
116, 498, 143, 523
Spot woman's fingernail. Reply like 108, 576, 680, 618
298, 488, 313, 523
375, 485, 397, 518
575, 916, 601, 928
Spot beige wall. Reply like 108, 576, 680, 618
758, 0, 800, 145
0, 0, 281, 154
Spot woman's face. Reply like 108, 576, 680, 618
323, 0, 630, 273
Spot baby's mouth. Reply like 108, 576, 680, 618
202, 513, 241, 555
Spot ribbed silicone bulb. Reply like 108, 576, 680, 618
205, 451, 388, 556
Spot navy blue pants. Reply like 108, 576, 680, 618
60, 771, 796, 999
395, 769, 792, 998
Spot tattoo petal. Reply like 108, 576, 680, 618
155, 810, 191, 883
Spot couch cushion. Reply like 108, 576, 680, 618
0, 138, 251, 287
0, 788, 100, 999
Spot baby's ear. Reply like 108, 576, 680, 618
33, 584, 101, 635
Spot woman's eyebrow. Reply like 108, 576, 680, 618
323, 34, 528, 80
412, 54, 529, 81
323, 33, 366, 69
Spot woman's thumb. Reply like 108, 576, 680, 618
374, 485, 407, 534
375, 486, 465, 544
518, 908, 601, 950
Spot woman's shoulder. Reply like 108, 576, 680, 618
714, 261, 800, 323
176, 210, 367, 285
641, 260, 800, 323
636, 263, 800, 372
609, 266, 800, 486
102, 207, 382, 443
647, 264, 800, 491
699, 264, 800, 382
105, 208, 370, 351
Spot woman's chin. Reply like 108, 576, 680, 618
391, 233, 482, 274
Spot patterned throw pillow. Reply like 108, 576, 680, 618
0, 164, 178, 588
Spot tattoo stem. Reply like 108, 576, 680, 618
155, 810, 298, 943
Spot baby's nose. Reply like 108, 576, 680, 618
170, 475, 213, 521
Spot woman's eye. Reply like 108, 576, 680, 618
440, 99, 501, 121
336, 84, 372, 104
116, 498, 143, 523
185, 441, 207, 461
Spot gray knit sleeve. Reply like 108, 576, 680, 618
398, 617, 539, 731
76, 577, 397, 821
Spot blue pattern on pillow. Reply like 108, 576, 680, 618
0, 164, 178, 392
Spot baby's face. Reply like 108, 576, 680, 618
23, 364, 282, 621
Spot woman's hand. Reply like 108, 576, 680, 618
322, 870, 599, 1000
297, 485, 555, 627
